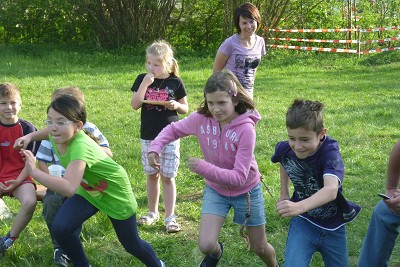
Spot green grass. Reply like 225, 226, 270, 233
0, 45, 400, 266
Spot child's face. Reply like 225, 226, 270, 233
0, 96, 21, 124
206, 90, 238, 127
239, 16, 257, 36
46, 107, 81, 145
146, 54, 167, 79
287, 127, 326, 159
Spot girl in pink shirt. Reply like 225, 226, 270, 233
148, 70, 278, 266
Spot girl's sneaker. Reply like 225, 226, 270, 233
53, 248, 70, 267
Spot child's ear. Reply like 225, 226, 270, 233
319, 128, 327, 140
75, 121, 84, 132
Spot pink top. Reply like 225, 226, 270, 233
149, 110, 262, 196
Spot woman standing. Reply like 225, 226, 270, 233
213, 2, 265, 99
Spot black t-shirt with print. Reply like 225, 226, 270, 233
131, 73, 187, 140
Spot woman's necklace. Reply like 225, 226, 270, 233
154, 76, 168, 91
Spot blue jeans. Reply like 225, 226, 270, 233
52, 194, 162, 267
42, 189, 82, 251
358, 201, 400, 267
284, 216, 348, 267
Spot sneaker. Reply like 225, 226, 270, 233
199, 242, 223, 267
0, 236, 14, 257
160, 260, 166, 267
0, 237, 6, 257
53, 248, 70, 267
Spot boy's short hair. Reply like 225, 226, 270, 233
0, 83, 21, 101
286, 99, 324, 133
51, 86, 85, 103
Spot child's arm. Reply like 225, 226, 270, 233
277, 175, 339, 218
21, 150, 83, 197
279, 164, 291, 201
189, 125, 257, 188
383, 140, 400, 213
213, 51, 229, 73
131, 73, 154, 110
165, 96, 189, 114
386, 140, 400, 195
37, 160, 50, 173
101, 147, 113, 158
14, 128, 50, 150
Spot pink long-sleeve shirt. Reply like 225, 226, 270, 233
149, 110, 262, 196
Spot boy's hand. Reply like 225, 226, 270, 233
276, 199, 305, 217
0, 182, 8, 193
1, 180, 19, 192
147, 152, 160, 171
13, 135, 31, 150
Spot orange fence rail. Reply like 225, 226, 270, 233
265, 26, 400, 57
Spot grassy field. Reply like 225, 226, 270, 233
0, 45, 400, 266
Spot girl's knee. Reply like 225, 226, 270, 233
250, 241, 274, 257
198, 241, 217, 254
250, 243, 265, 255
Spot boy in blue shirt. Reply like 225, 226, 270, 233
271, 99, 361, 266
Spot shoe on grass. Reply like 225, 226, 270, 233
53, 248, 70, 267
0, 236, 15, 257
137, 211, 159, 226
199, 242, 223, 267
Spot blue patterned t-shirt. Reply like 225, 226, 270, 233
271, 135, 361, 230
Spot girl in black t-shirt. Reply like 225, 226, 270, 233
131, 40, 188, 233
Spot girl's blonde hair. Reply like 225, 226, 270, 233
197, 69, 255, 116
146, 40, 179, 77
51, 86, 85, 103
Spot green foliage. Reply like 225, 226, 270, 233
0, 0, 90, 45
0, 0, 399, 50
0, 45, 400, 266
167, 0, 225, 51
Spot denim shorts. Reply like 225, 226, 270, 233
141, 139, 180, 178
201, 183, 266, 226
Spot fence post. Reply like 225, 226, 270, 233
357, 27, 361, 58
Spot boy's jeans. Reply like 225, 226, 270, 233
358, 201, 400, 267
284, 216, 348, 267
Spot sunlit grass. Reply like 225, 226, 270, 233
0, 45, 399, 266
